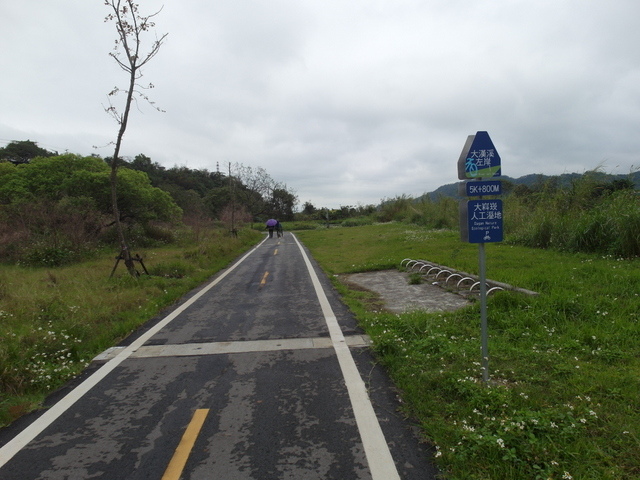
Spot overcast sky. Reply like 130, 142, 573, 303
2, 1, 640, 208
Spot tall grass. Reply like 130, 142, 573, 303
376, 194, 459, 229
297, 224, 640, 479
375, 174, 640, 258
0, 227, 262, 426
507, 188, 640, 257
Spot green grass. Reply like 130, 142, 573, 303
0, 227, 263, 426
295, 223, 640, 480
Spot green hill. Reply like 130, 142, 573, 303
424, 171, 640, 200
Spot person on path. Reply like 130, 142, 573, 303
266, 219, 277, 238
276, 221, 283, 238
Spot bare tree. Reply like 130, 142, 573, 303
104, 0, 167, 276
232, 163, 276, 219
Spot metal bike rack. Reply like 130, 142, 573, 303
400, 258, 537, 297
435, 270, 451, 279
457, 277, 474, 288
445, 273, 462, 285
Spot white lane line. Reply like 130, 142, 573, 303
291, 234, 401, 480
0, 237, 268, 468
127, 335, 371, 359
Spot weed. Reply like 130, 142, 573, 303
149, 261, 195, 278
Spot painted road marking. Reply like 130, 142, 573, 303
0, 236, 268, 468
161, 409, 209, 480
292, 233, 401, 480
129, 335, 371, 359
93, 335, 371, 361
260, 271, 269, 287
274, 248, 278, 255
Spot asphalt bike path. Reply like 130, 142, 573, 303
0, 233, 437, 479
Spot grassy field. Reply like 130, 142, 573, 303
0, 228, 263, 426
296, 223, 640, 480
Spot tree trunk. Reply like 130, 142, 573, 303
110, 64, 138, 277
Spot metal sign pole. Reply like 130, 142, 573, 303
457, 130, 502, 386
479, 242, 489, 384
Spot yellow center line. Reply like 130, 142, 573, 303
162, 409, 209, 480
274, 248, 278, 255
260, 271, 269, 287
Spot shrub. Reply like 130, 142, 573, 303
506, 179, 640, 257
149, 261, 195, 278
342, 217, 373, 227
19, 243, 78, 267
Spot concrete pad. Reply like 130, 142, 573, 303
341, 270, 471, 313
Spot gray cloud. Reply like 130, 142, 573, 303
2, 0, 640, 208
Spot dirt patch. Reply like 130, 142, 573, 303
340, 270, 471, 314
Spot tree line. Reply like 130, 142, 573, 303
0, 140, 297, 266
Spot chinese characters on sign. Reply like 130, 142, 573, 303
457, 131, 502, 180
466, 200, 503, 243
466, 149, 496, 177
457, 131, 503, 244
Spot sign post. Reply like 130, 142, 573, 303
457, 131, 502, 384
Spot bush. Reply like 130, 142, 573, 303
19, 244, 77, 267
149, 261, 195, 278
342, 217, 374, 227
506, 179, 640, 257
375, 195, 458, 229
0, 155, 184, 266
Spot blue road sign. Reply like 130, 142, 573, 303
465, 180, 502, 197
460, 199, 503, 243
457, 131, 502, 180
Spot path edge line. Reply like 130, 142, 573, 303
292, 233, 401, 480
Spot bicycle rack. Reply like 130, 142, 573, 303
435, 270, 451, 279
401, 258, 536, 297
445, 273, 462, 285
457, 277, 474, 288
426, 266, 441, 276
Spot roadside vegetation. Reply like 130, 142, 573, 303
0, 228, 262, 426
296, 169, 640, 259
0, 141, 285, 426
288, 168, 640, 479
1, 139, 639, 478
297, 222, 640, 479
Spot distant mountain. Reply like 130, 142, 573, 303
424, 171, 640, 200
